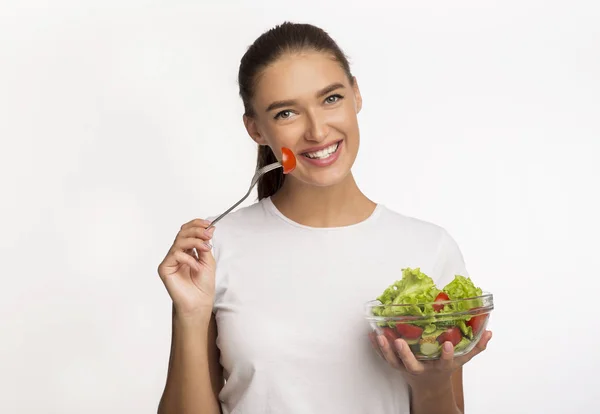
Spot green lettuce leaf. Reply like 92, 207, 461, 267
372, 269, 487, 336
456, 319, 474, 339
442, 275, 483, 312
375, 268, 441, 320
454, 336, 472, 352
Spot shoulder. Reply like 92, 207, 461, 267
376, 205, 468, 283
376, 204, 451, 242
206, 198, 272, 256
207, 199, 268, 231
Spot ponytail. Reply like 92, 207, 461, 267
256, 145, 285, 200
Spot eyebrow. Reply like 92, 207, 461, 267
265, 82, 346, 112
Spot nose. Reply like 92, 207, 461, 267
304, 110, 329, 142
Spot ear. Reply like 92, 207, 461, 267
243, 114, 268, 145
352, 77, 363, 114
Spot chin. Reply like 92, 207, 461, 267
295, 165, 353, 188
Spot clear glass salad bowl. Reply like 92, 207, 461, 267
365, 293, 494, 360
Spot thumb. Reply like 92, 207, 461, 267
199, 247, 216, 270
196, 232, 216, 271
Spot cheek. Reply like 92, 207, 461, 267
328, 108, 359, 137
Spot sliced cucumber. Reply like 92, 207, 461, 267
405, 337, 420, 346
418, 330, 443, 356
420, 341, 441, 356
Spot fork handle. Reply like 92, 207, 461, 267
205, 161, 283, 230
205, 182, 255, 230
205, 168, 264, 230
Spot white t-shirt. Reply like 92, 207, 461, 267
210, 197, 468, 414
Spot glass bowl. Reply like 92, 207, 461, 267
365, 292, 494, 360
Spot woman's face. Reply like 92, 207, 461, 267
244, 51, 362, 188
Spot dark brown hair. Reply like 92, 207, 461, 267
238, 22, 354, 200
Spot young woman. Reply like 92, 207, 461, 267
157, 22, 492, 414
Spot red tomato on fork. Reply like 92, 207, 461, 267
281, 147, 296, 174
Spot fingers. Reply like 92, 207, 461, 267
472, 330, 493, 355
171, 250, 201, 273
438, 341, 455, 371
377, 335, 404, 370
178, 225, 215, 241
180, 218, 212, 231
369, 332, 385, 360
393, 338, 424, 374
185, 248, 199, 261
481, 330, 493, 347
456, 330, 493, 365
173, 237, 213, 253
171, 223, 215, 254
159, 241, 210, 274
159, 220, 215, 274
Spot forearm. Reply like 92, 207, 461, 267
410, 380, 462, 414
158, 310, 221, 414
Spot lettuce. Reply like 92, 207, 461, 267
374, 268, 441, 319
373, 270, 484, 328
442, 275, 483, 312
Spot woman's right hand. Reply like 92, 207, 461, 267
157, 219, 217, 319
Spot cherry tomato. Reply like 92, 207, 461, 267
395, 323, 424, 340
381, 327, 399, 344
281, 147, 296, 174
467, 312, 488, 335
433, 292, 450, 312
437, 326, 462, 346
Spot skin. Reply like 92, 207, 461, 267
157, 220, 223, 414
157, 49, 492, 414
243, 50, 377, 228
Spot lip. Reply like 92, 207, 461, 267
298, 139, 344, 168
299, 140, 343, 155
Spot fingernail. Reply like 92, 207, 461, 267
204, 242, 212, 249
377, 335, 385, 348
444, 342, 453, 352
395, 340, 403, 352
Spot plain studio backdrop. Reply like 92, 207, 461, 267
1, 1, 599, 413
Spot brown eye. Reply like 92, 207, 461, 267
275, 110, 293, 120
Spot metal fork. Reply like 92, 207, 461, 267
205, 161, 283, 229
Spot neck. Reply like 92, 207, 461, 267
269, 172, 377, 228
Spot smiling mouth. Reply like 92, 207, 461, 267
301, 141, 341, 159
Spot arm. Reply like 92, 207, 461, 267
158, 306, 224, 414
410, 368, 464, 414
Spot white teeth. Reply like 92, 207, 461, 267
304, 142, 339, 159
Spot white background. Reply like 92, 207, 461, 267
1, 1, 599, 413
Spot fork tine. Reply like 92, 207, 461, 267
257, 162, 282, 176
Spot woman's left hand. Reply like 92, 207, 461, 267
369, 330, 492, 388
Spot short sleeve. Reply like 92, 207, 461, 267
431, 229, 469, 289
